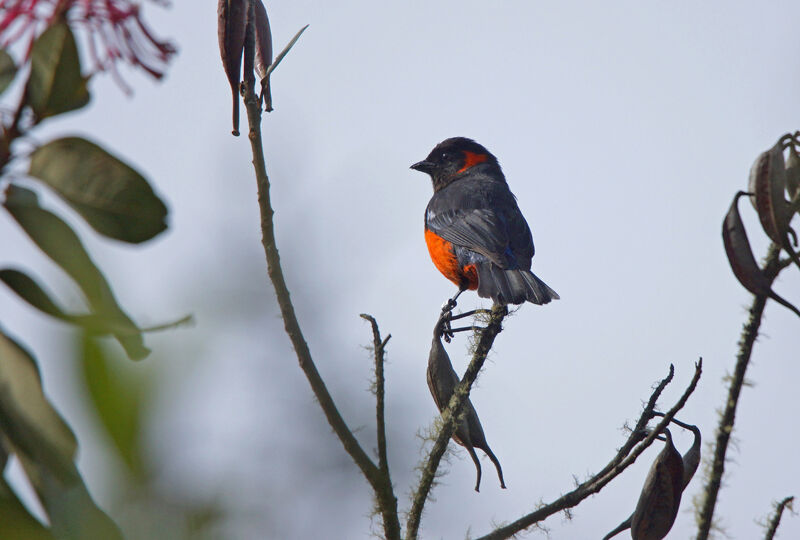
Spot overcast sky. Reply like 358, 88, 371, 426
2, 1, 800, 539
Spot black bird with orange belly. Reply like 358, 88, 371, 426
411, 137, 559, 306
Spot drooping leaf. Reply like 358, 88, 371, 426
0, 268, 189, 343
25, 22, 90, 120
0, 328, 77, 462
0, 268, 72, 320
3, 185, 150, 359
29, 137, 168, 243
0, 388, 123, 540
218, 0, 247, 135
80, 333, 147, 477
0, 49, 17, 96
722, 191, 800, 318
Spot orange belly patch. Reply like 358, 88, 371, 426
424, 229, 479, 290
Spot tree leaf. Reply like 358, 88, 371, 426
25, 22, 90, 120
0, 49, 17, 96
0, 327, 77, 463
0, 268, 72, 320
0, 384, 123, 540
0, 478, 55, 540
3, 185, 150, 359
80, 333, 147, 478
29, 137, 168, 243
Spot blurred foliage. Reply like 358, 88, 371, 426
0, 8, 194, 539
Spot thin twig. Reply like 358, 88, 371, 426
239, 4, 402, 539
473, 360, 702, 540
405, 305, 507, 540
695, 242, 783, 540
360, 314, 401, 539
764, 496, 795, 540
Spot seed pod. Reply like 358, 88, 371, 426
253, 0, 274, 111
253, 1, 273, 79
427, 325, 505, 492
748, 139, 800, 259
786, 144, 800, 202
630, 429, 684, 540
603, 416, 701, 540
722, 191, 800, 317
218, 0, 247, 135
651, 413, 701, 489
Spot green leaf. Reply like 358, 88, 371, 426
26, 22, 90, 120
0, 328, 77, 462
0, 478, 55, 540
3, 185, 150, 360
0, 349, 123, 540
80, 333, 147, 478
0, 49, 17, 96
29, 137, 168, 243
0, 268, 71, 320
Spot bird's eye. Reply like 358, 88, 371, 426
439, 151, 449, 161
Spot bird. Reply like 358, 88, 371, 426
411, 137, 559, 308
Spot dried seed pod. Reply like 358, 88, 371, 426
254, 1, 273, 80
253, 0, 274, 111
218, 0, 247, 135
748, 139, 800, 258
427, 324, 505, 492
630, 429, 684, 540
652, 413, 701, 488
786, 144, 800, 202
604, 417, 701, 540
722, 191, 800, 317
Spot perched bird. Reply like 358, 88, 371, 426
411, 137, 559, 307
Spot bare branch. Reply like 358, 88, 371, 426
360, 314, 401, 538
764, 496, 795, 540
474, 360, 702, 540
696, 242, 783, 540
405, 305, 507, 540
239, 4, 402, 539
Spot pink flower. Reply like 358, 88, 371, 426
0, 0, 175, 82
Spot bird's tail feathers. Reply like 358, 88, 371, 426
475, 263, 559, 306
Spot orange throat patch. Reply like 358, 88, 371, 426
456, 151, 489, 174
424, 229, 479, 290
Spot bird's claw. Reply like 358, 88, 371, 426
441, 298, 458, 314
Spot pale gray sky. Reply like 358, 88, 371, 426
1, 1, 799, 538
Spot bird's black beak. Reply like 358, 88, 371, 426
410, 160, 435, 174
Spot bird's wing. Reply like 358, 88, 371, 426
426, 208, 512, 267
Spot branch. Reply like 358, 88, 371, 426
360, 314, 401, 539
764, 496, 795, 540
405, 305, 507, 540
474, 360, 702, 540
695, 242, 783, 540
239, 5, 402, 538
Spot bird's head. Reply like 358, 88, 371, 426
411, 137, 501, 190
